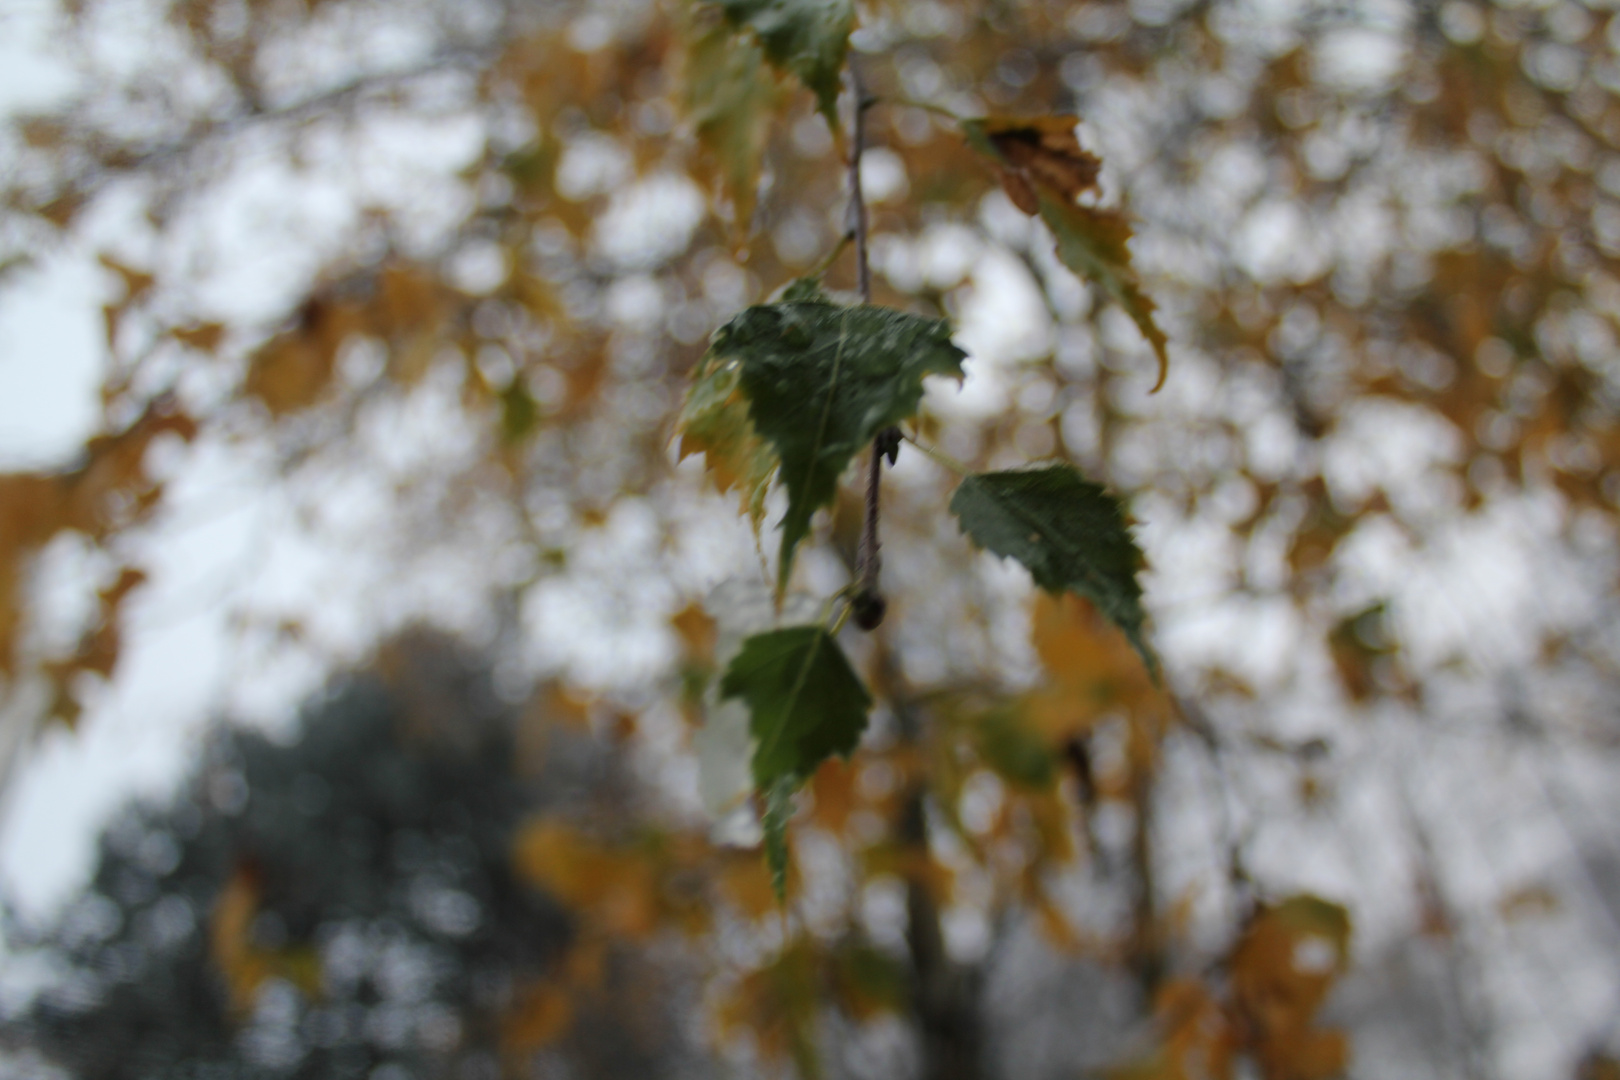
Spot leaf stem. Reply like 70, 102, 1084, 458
858, 438, 883, 591
847, 63, 891, 628
900, 431, 971, 477
884, 95, 967, 124
801, 232, 853, 285
829, 599, 854, 637
818, 584, 856, 627
846, 66, 872, 306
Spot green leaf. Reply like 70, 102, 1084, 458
974, 707, 1056, 789
949, 464, 1155, 673
961, 116, 1169, 391
498, 376, 539, 444
722, 625, 870, 901
762, 775, 794, 901
683, 15, 784, 232
676, 350, 779, 535
720, 625, 872, 790
714, 0, 854, 123
713, 282, 966, 592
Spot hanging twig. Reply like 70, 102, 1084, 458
847, 64, 895, 631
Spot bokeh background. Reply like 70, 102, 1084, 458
2, 0, 1620, 1077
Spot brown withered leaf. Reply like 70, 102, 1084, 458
98, 254, 156, 301
0, 400, 194, 677
1229, 895, 1352, 1080
961, 116, 1170, 392
979, 116, 1102, 211
171, 322, 226, 352
65, 405, 198, 536
243, 297, 368, 415
37, 191, 84, 229
670, 602, 718, 664
375, 263, 448, 334
1023, 593, 1162, 743
502, 980, 575, 1055
0, 476, 66, 674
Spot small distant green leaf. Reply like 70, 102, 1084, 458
676, 351, 779, 535
499, 376, 539, 443
961, 115, 1169, 391
831, 942, 908, 1017
950, 464, 1155, 673
715, 0, 854, 123
974, 708, 1056, 789
721, 625, 872, 790
713, 282, 965, 592
683, 16, 784, 232
1270, 894, 1352, 964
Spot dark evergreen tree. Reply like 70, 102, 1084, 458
0, 631, 692, 1080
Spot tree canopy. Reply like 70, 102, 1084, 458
3, 0, 1620, 1078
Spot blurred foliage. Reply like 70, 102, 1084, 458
5, 0, 1620, 1077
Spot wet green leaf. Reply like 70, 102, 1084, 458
721, 624, 871, 901
721, 625, 871, 790
713, 281, 965, 592
714, 0, 854, 123
950, 464, 1155, 673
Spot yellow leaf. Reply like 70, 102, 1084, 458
171, 322, 227, 352
244, 298, 367, 415
511, 821, 660, 939
502, 980, 575, 1054
675, 351, 778, 534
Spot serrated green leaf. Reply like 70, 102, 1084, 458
683, 15, 784, 232
949, 464, 1155, 673
720, 625, 872, 789
676, 351, 779, 535
961, 116, 1169, 391
715, 0, 854, 123
713, 283, 966, 592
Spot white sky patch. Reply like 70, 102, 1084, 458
1313, 28, 1409, 93
1322, 397, 1463, 518
522, 498, 679, 690
1236, 199, 1330, 284
0, 0, 79, 113
0, 256, 105, 468
251, 0, 443, 108
554, 132, 633, 201
592, 173, 705, 271
929, 248, 1052, 422
858, 146, 909, 205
